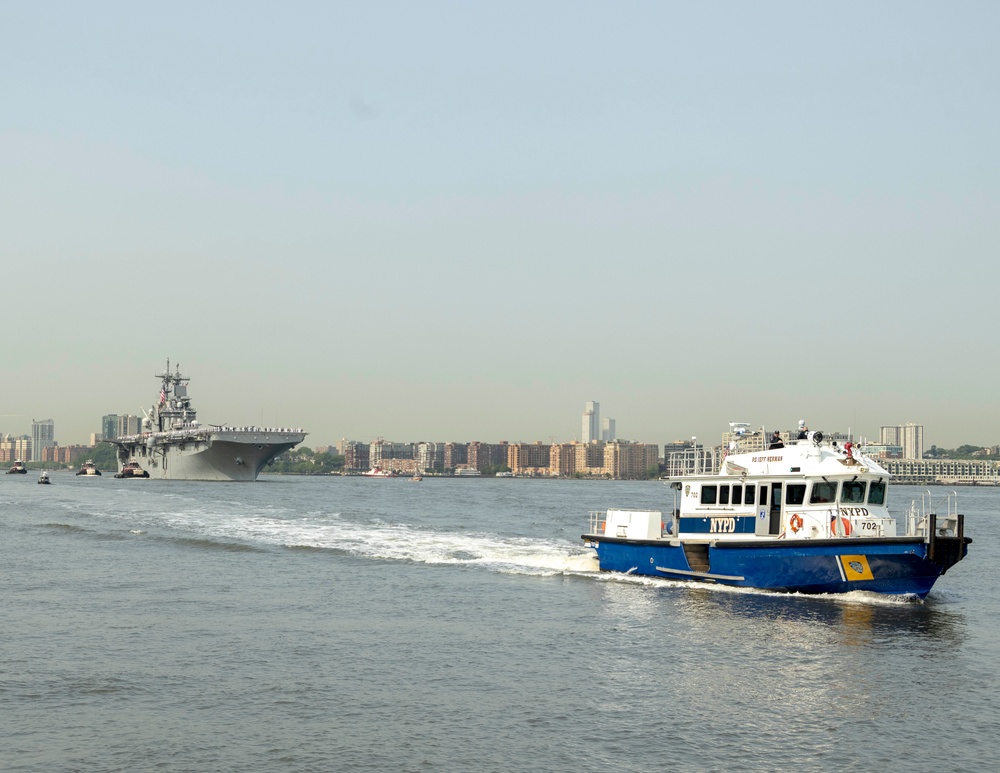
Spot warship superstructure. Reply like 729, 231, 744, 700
107, 360, 306, 481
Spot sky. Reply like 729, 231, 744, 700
2, 1, 998, 449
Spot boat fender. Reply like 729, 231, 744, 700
831, 515, 852, 536
789, 514, 804, 533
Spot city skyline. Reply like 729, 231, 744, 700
3, 5, 998, 449
0, 406, 968, 457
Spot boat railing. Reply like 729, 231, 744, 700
905, 490, 961, 538
588, 511, 607, 535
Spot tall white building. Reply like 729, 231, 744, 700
31, 418, 54, 462
582, 401, 600, 443
880, 423, 924, 460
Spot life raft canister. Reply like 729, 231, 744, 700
831, 515, 853, 536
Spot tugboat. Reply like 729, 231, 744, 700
75, 460, 102, 476
6, 460, 28, 474
38, 471, 51, 484
114, 461, 150, 479
105, 360, 307, 481
583, 423, 971, 598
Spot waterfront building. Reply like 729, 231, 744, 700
880, 423, 924, 460
31, 418, 55, 462
574, 441, 606, 476
0, 434, 32, 463
468, 441, 508, 472
582, 402, 599, 444
507, 442, 551, 476
602, 441, 660, 480
102, 414, 119, 440
882, 458, 1000, 485
115, 415, 142, 438
341, 440, 370, 472
370, 439, 414, 469
416, 441, 444, 473
549, 443, 578, 477
42, 444, 78, 464
443, 443, 468, 470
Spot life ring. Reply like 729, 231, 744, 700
831, 515, 852, 536
789, 514, 803, 533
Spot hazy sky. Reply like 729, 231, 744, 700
2, 2, 998, 449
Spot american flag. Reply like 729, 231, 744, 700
159, 389, 166, 404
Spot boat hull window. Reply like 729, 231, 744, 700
732, 485, 743, 506
719, 486, 730, 505
786, 484, 806, 506
701, 485, 718, 505
810, 481, 838, 504
869, 480, 887, 506
842, 480, 867, 504
744, 485, 755, 506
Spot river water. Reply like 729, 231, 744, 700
3, 474, 998, 772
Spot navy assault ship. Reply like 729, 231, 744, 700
107, 360, 306, 481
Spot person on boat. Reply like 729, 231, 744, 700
797, 420, 808, 440
769, 431, 784, 449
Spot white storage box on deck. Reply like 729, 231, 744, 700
605, 509, 663, 540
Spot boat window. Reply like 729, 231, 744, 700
744, 485, 755, 505
842, 480, 867, 504
719, 486, 730, 505
868, 480, 887, 506
786, 484, 806, 506
732, 485, 743, 506
810, 481, 838, 504
701, 485, 718, 505
758, 486, 767, 506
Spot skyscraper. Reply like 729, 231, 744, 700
880, 423, 924, 460
582, 401, 600, 443
601, 418, 616, 442
31, 418, 54, 462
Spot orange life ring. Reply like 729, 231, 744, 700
789, 514, 804, 533
831, 515, 852, 536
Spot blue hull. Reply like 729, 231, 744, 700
590, 537, 949, 598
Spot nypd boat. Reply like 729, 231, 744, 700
583, 424, 971, 598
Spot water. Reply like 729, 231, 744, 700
3, 475, 999, 772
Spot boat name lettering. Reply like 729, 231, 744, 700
710, 517, 737, 533
751, 455, 783, 462
839, 507, 870, 517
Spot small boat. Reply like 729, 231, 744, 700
75, 460, 102, 476
583, 423, 971, 598
362, 466, 396, 478
114, 461, 150, 479
495, 471, 514, 478
6, 460, 28, 474
409, 473, 423, 482
38, 471, 51, 484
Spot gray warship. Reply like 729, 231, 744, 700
107, 360, 307, 481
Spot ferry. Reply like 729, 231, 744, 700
454, 467, 482, 477
583, 424, 971, 598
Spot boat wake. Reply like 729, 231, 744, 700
126, 507, 600, 577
